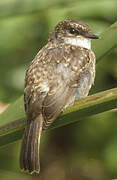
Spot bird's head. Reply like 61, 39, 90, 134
49, 19, 99, 49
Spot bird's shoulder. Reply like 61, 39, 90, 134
24, 42, 95, 94
25, 42, 94, 79
24, 42, 95, 118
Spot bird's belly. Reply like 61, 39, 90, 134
64, 68, 95, 109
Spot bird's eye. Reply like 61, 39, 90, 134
69, 28, 79, 35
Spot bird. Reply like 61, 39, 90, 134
20, 19, 99, 174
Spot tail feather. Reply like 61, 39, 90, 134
20, 114, 43, 174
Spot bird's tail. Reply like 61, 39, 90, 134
20, 114, 43, 174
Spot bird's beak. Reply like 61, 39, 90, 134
84, 32, 99, 39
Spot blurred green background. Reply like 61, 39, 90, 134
0, 0, 117, 179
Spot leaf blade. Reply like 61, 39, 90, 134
0, 87, 117, 147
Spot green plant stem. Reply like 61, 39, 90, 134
92, 21, 117, 60
0, 87, 117, 147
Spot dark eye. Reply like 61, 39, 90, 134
69, 28, 79, 35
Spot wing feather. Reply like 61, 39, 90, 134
24, 43, 92, 129
42, 84, 74, 129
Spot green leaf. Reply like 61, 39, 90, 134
0, 87, 117, 147
92, 21, 117, 61
0, 21, 117, 147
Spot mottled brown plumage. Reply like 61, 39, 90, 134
20, 19, 99, 174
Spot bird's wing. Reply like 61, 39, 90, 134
41, 45, 93, 130
42, 82, 74, 129
24, 43, 92, 128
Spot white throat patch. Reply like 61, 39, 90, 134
65, 37, 91, 49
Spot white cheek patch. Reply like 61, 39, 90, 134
65, 37, 91, 50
